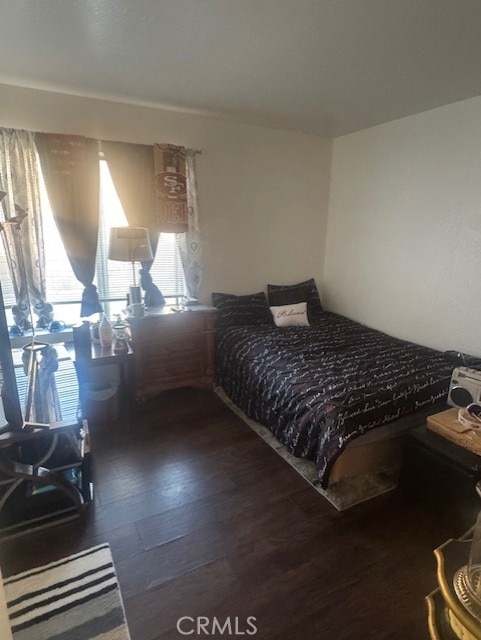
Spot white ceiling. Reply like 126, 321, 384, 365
1, 0, 481, 137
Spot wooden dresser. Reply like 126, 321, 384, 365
128, 306, 217, 401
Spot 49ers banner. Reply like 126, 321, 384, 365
154, 143, 189, 233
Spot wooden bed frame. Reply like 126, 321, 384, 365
328, 405, 444, 485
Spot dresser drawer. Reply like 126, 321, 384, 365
130, 311, 210, 342
145, 335, 204, 359
138, 353, 211, 398
147, 356, 206, 382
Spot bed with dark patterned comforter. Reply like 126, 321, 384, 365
216, 312, 453, 487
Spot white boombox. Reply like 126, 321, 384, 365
447, 367, 481, 407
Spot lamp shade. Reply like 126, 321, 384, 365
108, 227, 153, 263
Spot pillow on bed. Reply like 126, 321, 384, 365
267, 278, 323, 323
212, 291, 273, 328
270, 302, 309, 327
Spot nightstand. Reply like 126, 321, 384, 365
400, 423, 481, 535
128, 306, 217, 401
67, 341, 133, 424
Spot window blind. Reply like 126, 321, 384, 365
96, 161, 185, 303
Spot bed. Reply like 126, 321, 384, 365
213, 285, 454, 489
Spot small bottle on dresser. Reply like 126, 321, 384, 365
99, 313, 113, 347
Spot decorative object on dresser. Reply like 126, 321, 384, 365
128, 306, 217, 401
98, 313, 113, 347
112, 322, 130, 354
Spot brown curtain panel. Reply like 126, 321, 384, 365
101, 140, 164, 306
35, 133, 102, 317
154, 143, 189, 234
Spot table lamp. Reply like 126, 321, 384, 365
108, 227, 153, 306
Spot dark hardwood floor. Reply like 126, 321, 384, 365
0, 388, 465, 639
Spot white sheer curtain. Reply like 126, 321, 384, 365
0, 128, 49, 329
178, 149, 203, 299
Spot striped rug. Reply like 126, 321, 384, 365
3, 544, 131, 640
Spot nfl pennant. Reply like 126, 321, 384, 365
154, 143, 189, 233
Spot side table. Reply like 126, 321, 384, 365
67, 342, 133, 423
400, 425, 481, 535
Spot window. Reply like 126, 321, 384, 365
95, 160, 185, 320
1, 158, 186, 326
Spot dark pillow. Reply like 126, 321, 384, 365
212, 292, 273, 328
267, 278, 323, 323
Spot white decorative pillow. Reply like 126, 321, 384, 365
270, 302, 310, 327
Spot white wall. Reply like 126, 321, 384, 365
325, 96, 481, 356
0, 84, 331, 304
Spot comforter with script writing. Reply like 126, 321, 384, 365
215, 312, 453, 487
